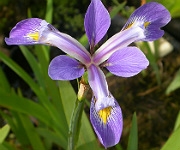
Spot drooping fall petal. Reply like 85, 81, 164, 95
84, 0, 110, 46
5, 18, 47, 45
106, 47, 149, 77
90, 96, 123, 148
121, 2, 171, 41
5, 18, 91, 64
93, 2, 171, 65
48, 55, 84, 80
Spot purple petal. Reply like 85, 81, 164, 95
106, 47, 149, 77
93, 27, 145, 65
90, 95, 123, 148
48, 55, 84, 80
49, 30, 91, 64
84, 0, 110, 46
92, 2, 171, 65
87, 64, 115, 111
5, 18, 47, 45
5, 18, 91, 64
121, 2, 171, 41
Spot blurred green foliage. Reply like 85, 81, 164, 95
147, 0, 180, 18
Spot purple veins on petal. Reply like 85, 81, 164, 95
121, 2, 171, 41
93, 2, 171, 65
84, 0, 110, 46
93, 27, 145, 65
5, 18, 91, 64
106, 46, 149, 77
5, 18, 48, 45
48, 55, 84, 80
90, 96, 123, 148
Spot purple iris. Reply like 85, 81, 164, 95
5, 0, 170, 148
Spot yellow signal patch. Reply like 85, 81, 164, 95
98, 107, 112, 124
122, 22, 134, 31
144, 22, 150, 28
28, 32, 39, 41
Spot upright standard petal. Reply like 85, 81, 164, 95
87, 64, 115, 111
5, 18, 91, 64
121, 2, 171, 41
84, 0, 110, 46
106, 47, 149, 77
90, 96, 123, 148
48, 55, 84, 80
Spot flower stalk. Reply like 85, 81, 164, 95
68, 79, 90, 150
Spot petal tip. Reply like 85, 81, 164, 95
84, 0, 110, 46
5, 18, 48, 45
48, 55, 84, 80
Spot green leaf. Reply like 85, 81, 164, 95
34, 45, 67, 120
0, 50, 42, 97
76, 140, 103, 150
76, 111, 101, 149
161, 126, 180, 150
136, 41, 161, 84
36, 128, 67, 149
45, 0, 53, 23
18, 114, 46, 150
0, 144, 8, 150
79, 34, 88, 47
9, 110, 31, 146
58, 81, 101, 149
58, 81, 77, 125
146, 0, 180, 18
0, 50, 68, 137
174, 111, 180, 131
115, 144, 124, 150
0, 90, 53, 127
0, 67, 11, 92
34, 46, 69, 136
0, 142, 15, 150
0, 124, 10, 144
158, 0, 180, 18
20, 46, 45, 89
127, 112, 138, 150
166, 69, 180, 94
0, 90, 68, 148
110, 1, 126, 19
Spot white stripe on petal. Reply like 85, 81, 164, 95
93, 26, 145, 65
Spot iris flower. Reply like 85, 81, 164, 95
5, 0, 170, 148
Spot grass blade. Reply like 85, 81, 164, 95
161, 127, 180, 150
0, 67, 11, 92
166, 69, 180, 94
0, 124, 10, 144
127, 112, 138, 150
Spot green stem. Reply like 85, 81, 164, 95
68, 99, 85, 150
67, 80, 89, 150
